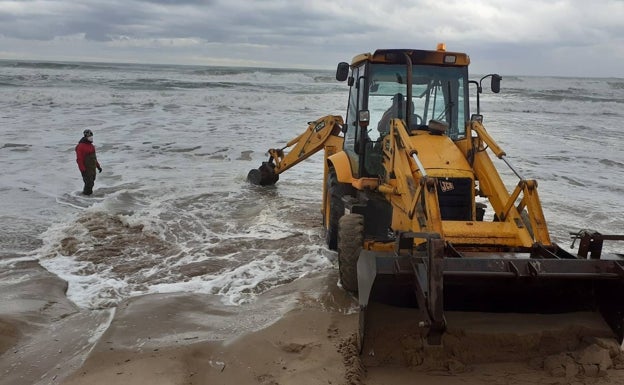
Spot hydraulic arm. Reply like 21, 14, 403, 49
247, 115, 344, 186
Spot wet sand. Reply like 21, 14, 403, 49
2, 260, 624, 385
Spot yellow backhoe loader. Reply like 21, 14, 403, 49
248, 45, 624, 351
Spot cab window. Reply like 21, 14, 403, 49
368, 64, 468, 141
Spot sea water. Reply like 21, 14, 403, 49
0, 60, 622, 309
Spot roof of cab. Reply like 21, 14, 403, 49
350, 48, 470, 67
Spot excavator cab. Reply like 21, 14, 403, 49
340, 50, 470, 181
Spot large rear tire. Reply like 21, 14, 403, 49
326, 170, 353, 250
338, 213, 364, 293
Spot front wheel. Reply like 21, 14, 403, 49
337, 213, 364, 293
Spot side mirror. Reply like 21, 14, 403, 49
491, 74, 502, 94
336, 62, 349, 82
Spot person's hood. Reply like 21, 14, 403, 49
79, 137, 92, 144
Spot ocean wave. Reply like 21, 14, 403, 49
0, 59, 176, 73
506, 88, 624, 104
0, 60, 84, 70
0, 143, 32, 151
0, 65, 333, 93
110, 78, 236, 91
608, 81, 624, 90
599, 158, 624, 168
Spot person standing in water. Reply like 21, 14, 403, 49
75, 129, 102, 195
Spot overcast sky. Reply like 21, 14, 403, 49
1, 0, 623, 77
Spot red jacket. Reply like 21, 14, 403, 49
75, 137, 100, 173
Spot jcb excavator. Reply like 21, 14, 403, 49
248, 45, 624, 350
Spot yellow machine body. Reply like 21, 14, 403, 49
248, 45, 624, 346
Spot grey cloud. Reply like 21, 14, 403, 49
0, 0, 372, 45
0, 0, 622, 76
0, 1, 140, 41
137, 0, 214, 4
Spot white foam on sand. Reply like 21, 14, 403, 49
37, 187, 335, 309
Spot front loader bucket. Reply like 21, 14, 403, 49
356, 238, 624, 364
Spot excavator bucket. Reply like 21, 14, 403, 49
248, 161, 279, 186
356, 232, 624, 361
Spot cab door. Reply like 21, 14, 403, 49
343, 64, 369, 178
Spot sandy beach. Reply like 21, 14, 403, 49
2, 260, 624, 385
